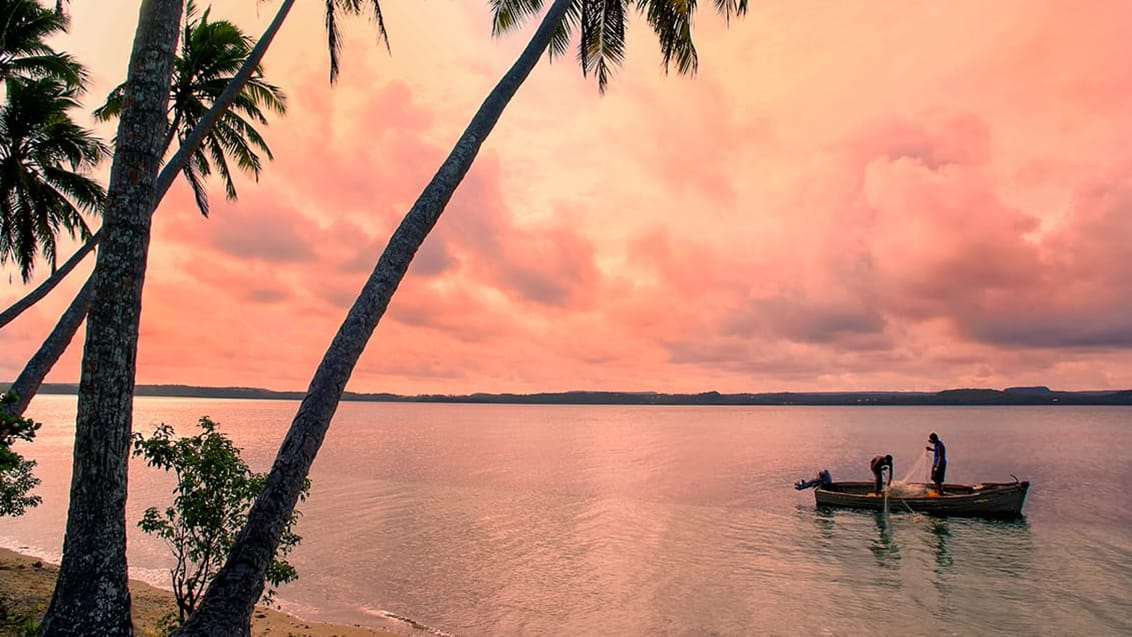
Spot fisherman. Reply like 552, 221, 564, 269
794, 469, 832, 490
870, 454, 893, 495
926, 432, 947, 494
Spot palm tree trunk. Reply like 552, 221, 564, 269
39, 1, 183, 634
2, 277, 91, 417
174, 1, 573, 633
0, 229, 98, 330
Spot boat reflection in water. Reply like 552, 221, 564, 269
806, 505, 1035, 592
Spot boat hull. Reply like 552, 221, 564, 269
814, 480, 1030, 518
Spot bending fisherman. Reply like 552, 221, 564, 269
870, 454, 893, 495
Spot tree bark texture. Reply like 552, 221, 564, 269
40, 1, 182, 634
174, 0, 574, 633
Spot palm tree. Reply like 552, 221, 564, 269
0, 0, 91, 327
0, 0, 385, 327
1, 2, 289, 408
1, 1, 287, 330
0, 0, 84, 89
1, 0, 386, 327
0, 0, 98, 287
95, 0, 286, 217
177, 1, 747, 633
41, 1, 388, 634
0, 76, 106, 282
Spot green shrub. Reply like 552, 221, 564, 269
132, 416, 308, 627
0, 391, 41, 517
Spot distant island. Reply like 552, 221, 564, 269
11, 383, 1132, 406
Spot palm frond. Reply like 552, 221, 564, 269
0, 76, 106, 281
92, 85, 126, 122
40, 165, 107, 214
327, 0, 390, 83
203, 134, 237, 201
580, 0, 628, 92
0, 0, 86, 91
636, 0, 699, 76
489, 0, 546, 35
712, 0, 747, 24
4, 52, 87, 90
325, 0, 344, 82
95, 6, 288, 219
547, 2, 583, 61
181, 157, 210, 218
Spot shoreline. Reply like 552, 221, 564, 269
0, 548, 404, 636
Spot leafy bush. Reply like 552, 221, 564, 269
132, 416, 308, 627
0, 391, 41, 517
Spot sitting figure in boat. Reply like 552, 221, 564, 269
870, 454, 893, 495
926, 432, 947, 494
794, 469, 832, 490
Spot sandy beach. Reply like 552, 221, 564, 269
0, 548, 402, 636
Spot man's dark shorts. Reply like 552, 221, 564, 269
931, 461, 947, 485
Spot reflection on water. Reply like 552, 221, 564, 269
870, 512, 901, 569
797, 505, 1043, 631
793, 507, 1029, 633
928, 516, 954, 571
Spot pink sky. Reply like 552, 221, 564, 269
3, 0, 1131, 394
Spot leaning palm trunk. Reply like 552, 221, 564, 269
4, 277, 92, 417
174, 1, 573, 633
0, 265, 95, 420
39, 0, 183, 634
0, 230, 98, 330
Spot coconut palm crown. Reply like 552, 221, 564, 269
94, 1, 287, 217
0, 0, 85, 90
0, 76, 106, 282
491, 0, 747, 92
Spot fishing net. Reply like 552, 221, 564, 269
887, 481, 928, 497
898, 448, 933, 484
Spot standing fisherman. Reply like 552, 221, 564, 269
926, 432, 947, 494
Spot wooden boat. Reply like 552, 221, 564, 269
813, 479, 1030, 518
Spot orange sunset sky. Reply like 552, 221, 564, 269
3, 0, 1131, 395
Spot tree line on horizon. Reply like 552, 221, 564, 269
14, 381, 1132, 405
0, 0, 751, 634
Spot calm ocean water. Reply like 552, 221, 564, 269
3, 396, 1130, 636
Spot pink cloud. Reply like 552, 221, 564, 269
6, 1, 1132, 394
427, 157, 604, 309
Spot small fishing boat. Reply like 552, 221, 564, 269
812, 479, 1030, 518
